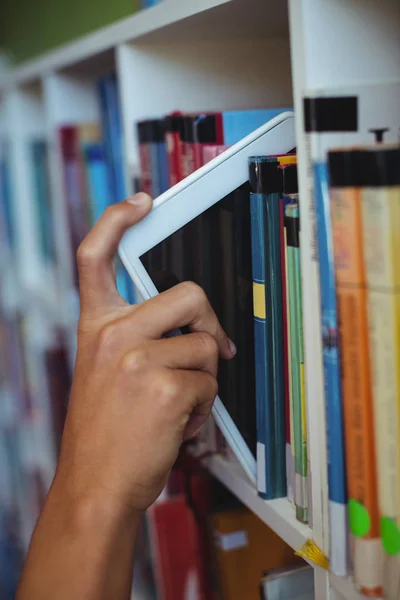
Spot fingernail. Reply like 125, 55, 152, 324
127, 193, 151, 205
228, 338, 237, 356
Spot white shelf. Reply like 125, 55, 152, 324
207, 455, 310, 552
0, 0, 288, 89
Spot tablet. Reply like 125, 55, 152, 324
119, 112, 296, 483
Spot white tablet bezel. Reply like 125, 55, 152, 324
119, 112, 296, 483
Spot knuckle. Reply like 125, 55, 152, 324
120, 348, 149, 375
154, 371, 180, 405
206, 373, 219, 399
77, 239, 97, 270
194, 332, 218, 357
181, 281, 207, 306
97, 322, 119, 351
104, 204, 123, 227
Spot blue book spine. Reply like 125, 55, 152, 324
222, 108, 293, 145
314, 160, 348, 569
264, 191, 287, 498
98, 75, 126, 203
31, 141, 53, 261
84, 143, 112, 224
250, 192, 273, 499
157, 140, 169, 194
0, 151, 15, 251
149, 141, 161, 198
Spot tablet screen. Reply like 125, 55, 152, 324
140, 183, 256, 457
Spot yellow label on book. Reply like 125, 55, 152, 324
253, 282, 266, 320
277, 155, 297, 166
295, 539, 329, 570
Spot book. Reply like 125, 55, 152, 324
77, 122, 102, 226
193, 113, 223, 170
30, 140, 54, 263
202, 144, 230, 165
181, 115, 196, 180
83, 142, 112, 224
149, 495, 207, 600
329, 149, 383, 596
0, 142, 15, 252
285, 201, 308, 522
59, 126, 89, 284
97, 74, 126, 203
281, 164, 298, 507
137, 120, 152, 195
353, 145, 400, 600
303, 80, 400, 575
249, 155, 296, 501
260, 564, 314, 600
165, 113, 185, 187
222, 108, 293, 146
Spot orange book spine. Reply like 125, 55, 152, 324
330, 168, 382, 596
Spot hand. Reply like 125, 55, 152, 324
55, 193, 236, 515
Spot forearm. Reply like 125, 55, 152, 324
17, 475, 141, 600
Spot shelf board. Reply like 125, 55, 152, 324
0, 0, 288, 89
207, 454, 310, 553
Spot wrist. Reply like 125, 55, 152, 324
48, 472, 143, 537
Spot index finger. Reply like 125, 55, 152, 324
125, 281, 236, 360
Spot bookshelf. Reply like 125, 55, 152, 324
0, 0, 399, 599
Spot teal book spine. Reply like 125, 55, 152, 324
249, 156, 287, 500
250, 188, 273, 499
31, 140, 54, 261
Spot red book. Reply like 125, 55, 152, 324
202, 144, 230, 165
137, 120, 152, 195
165, 113, 185, 186
59, 126, 88, 283
149, 496, 207, 600
193, 113, 223, 170
181, 116, 196, 178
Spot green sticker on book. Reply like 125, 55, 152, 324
348, 499, 370, 537
381, 517, 400, 556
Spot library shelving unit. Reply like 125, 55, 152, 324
0, 1, 399, 599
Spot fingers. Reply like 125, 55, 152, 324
140, 333, 219, 377
126, 282, 236, 359
77, 194, 152, 315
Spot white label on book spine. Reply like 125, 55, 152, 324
216, 530, 248, 552
257, 442, 267, 494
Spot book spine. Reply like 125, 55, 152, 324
284, 216, 296, 506
137, 121, 152, 196
165, 115, 185, 186
354, 146, 400, 600
330, 176, 382, 596
265, 190, 286, 498
250, 192, 273, 499
83, 143, 112, 224
31, 141, 53, 262
280, 196, 293, 504
285, 204, 308, 522
313, 162, 349, 570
